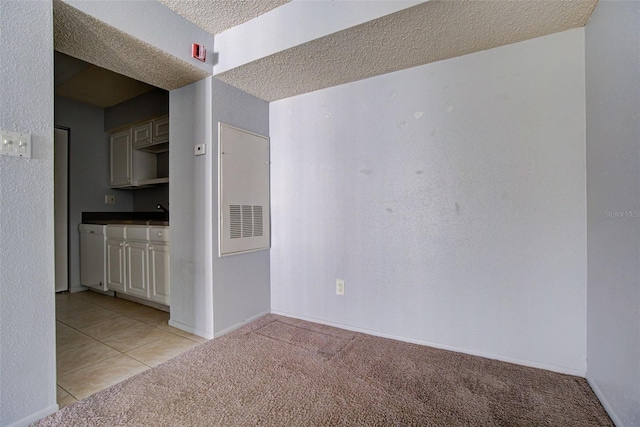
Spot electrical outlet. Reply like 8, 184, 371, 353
336, 279, 345, 295
105, 195, 116, 204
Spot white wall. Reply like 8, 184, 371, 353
55, 97, 134, 292
270, 29, 587, 375
169, 78, 215, 338
211, 79, 270, 337
0, 1, 58, 426
585, 1, 640, 425
169, 78, 271, 339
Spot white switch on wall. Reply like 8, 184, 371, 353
0, 130, 31, 159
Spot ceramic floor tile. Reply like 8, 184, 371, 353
77, 316, 145, 340
57, 354, 149, 400
57, 340, 120, 377
73, 291, 113, 303
100, 324, 174, 352
128, 309, 170, 327
90, 298, 145, 314
56, 303, 101, 320
126, 334, 199, 367
56, 322, 95, 354
55, 296, 90, 310
157, 324, 210, 343
58, 307, 121, 328
57, 386, 77, 409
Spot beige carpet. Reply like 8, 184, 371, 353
35, 315, 612, 426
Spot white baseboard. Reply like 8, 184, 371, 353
168, 319, 214, 340
271, 310, 586, 377
586, 373, 623, 426
214, 310, 271, 338
5, 403, 58, 427
115, 293, 168, 312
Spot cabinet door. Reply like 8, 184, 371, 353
110, 130, 132, 187
133, 122, 152, 149
126, 241, 149, 299
106, 239, 125, 292
149, 243, 170, 305
152, 116, 169, 144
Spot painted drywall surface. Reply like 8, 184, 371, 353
0, 1, 58, 426
270, 29, 587, 373
104, 89, 169, 131
132, 184, 169, 212
55, 97, 134, 292
211, 79, 271, 336
169, 78, 214, 338
585, 1, 640, 425
62, 0, 215, 73
214, 0, 422, 75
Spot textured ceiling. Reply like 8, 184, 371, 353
52, 0, 598, 105
53, 0, 209, 92
158, 0, 291, 35
56, 62, 156, 108
215, 0, 598, 101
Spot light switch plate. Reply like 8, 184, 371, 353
194, 143, 206, 156
1, 129, 31, 159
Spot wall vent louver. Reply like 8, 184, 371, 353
230, 204, 263, 239
219, 123, 269, 256
253, 206, 263, 237
230, 205, 242, 239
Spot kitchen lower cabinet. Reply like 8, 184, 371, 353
105, 225, 169, 306
106, 238, 126, 293
125, 240, 150, 299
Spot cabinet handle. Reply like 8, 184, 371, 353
149, 246, 154, 251
119, 242, 124, 247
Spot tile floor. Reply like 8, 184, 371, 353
55, 291, 208, 409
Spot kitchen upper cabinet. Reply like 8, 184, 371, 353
110, 116, 169, 188
152, 116, 169, 144
110, 130, 132, 187
132, 122, 152, 149
133, 116, 169, 153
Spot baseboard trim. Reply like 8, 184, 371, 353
5, 403, 58, 427
115, 293, 169, 312
271, 310, 586, 377
214, 310, 271, 338
168, 319, 213, 340
586, 373, 623, 426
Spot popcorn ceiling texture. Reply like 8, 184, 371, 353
53, 0, 209, 91
159, 0, 291, 35
216, 0, 597, 101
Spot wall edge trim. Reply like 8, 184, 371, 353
271, 310, 587, 377
168, 319, 213, 340
213, 309, 271, 338
5, 403, 59, 427
586, 373, 624, 427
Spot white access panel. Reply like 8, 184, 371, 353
219, 123, 270, 256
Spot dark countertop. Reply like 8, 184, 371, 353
82, 212, 169, 226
